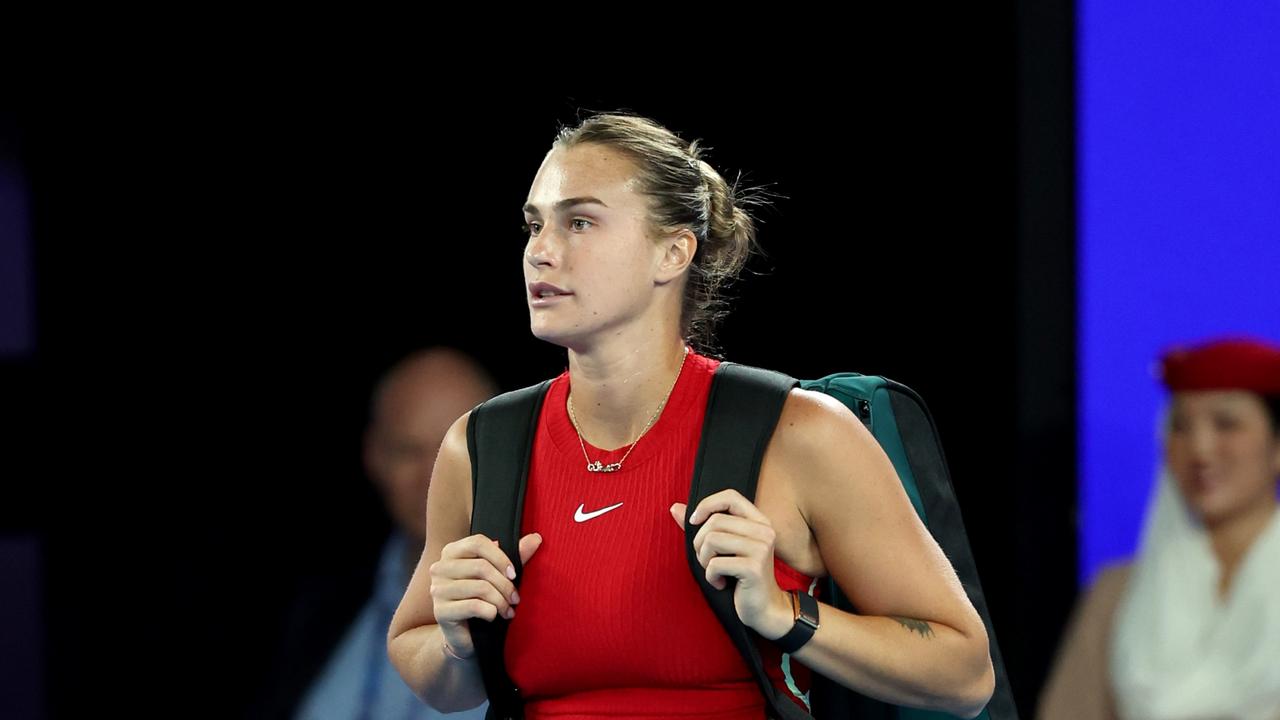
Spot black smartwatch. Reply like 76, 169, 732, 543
774, 590, 820, 654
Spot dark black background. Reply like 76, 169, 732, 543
2, 6, 1077, 717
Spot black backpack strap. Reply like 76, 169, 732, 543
687, 362, 810, 720
466, 380, 552, 720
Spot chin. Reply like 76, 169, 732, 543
1188, 495, 1249, 527
529, 325, 569, 348
529, 319, 587, 349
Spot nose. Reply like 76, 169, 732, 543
1187, 424, 1218, 464
525, 225, 560, 269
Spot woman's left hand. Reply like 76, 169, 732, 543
670, 490, 794, 640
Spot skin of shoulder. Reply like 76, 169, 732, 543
1037, 561, 1133, 719
766, 388, 988, 640
1085, 561, 1134, 625
1094, 562, 1133, 592
388, 410, 474, 638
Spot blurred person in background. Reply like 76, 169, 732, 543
1039, 337, 1280, 720
264, 347, 497, 720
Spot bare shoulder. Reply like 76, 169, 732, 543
772, 387, 860, 445
766, 387, 984, 636
755, 387, 902, 580
776, 386, 856, 425
1092, 561, 1133, 593
433, 409, 475, 520
769, 386, 886, 492
1081, 561, 1134, 621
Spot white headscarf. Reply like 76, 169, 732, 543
1110, 409, 1280, 720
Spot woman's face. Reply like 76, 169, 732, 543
521, 143, 674, 349
1165, 390, 1280, 526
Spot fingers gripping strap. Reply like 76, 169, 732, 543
688, 362, 809, 719
466, 380, 552, 720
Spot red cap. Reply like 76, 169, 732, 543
1157, 336, 1280, 394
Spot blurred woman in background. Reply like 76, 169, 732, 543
1039, 336, 1280, 720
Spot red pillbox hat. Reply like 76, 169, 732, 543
1157, 336, 1280, 394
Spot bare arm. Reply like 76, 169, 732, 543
783, 389, 993, 712
677, 389, 992, 716
767, 390, 995, 717
386, 410, 529, 713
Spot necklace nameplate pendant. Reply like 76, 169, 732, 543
569, 345, 690, 475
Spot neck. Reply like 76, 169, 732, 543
1206, 498, 1277, 598
565, 332, 690, 451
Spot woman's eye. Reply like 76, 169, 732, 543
522, 222, 541, 235
571, 218, 593, 231
1214, 415, 1242, 432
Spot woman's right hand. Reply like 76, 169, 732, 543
429, 532, 544, 658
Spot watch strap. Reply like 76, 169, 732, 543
774, 589, 820, 654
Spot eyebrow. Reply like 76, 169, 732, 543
522, 196, 609, 217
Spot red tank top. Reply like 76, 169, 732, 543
505, 349, 820, 719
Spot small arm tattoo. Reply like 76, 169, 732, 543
892, 617, 935, 638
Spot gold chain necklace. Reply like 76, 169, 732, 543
567, 345, 690, 473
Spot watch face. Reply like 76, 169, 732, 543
796, 591, 820, 628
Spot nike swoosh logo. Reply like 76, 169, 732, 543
574, 501, 624, 523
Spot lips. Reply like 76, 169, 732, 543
1190, 471, 1221, 489
528, 282, 573, 301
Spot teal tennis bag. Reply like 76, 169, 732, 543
795, 370, 1017, 720
465, 361, 1017, 720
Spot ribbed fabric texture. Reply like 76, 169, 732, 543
505, 350, 819, 719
